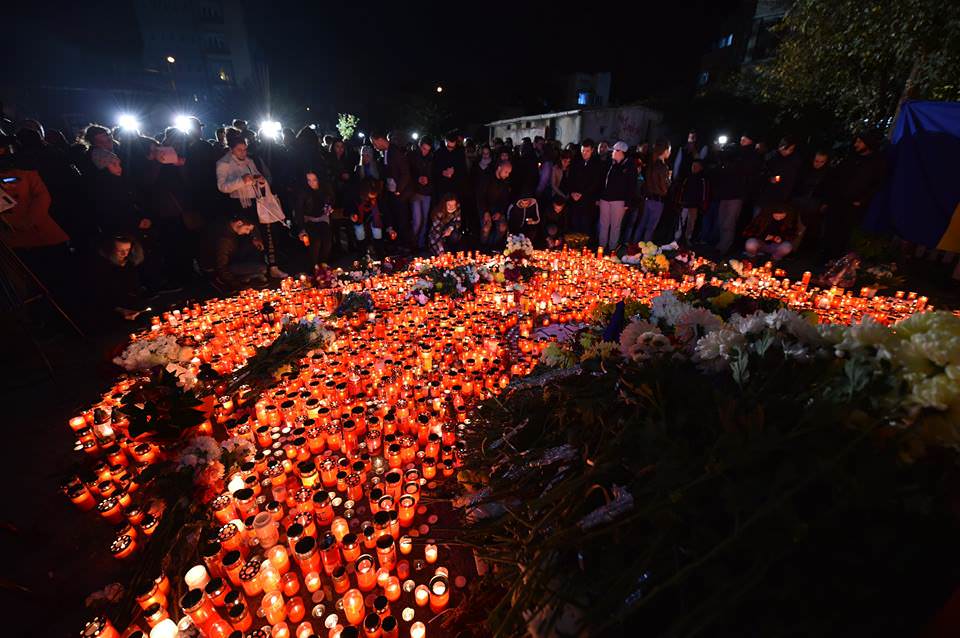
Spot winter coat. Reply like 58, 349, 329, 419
0, 167, 68, 248
600, 159, 637, 202
409, 150, 434, 197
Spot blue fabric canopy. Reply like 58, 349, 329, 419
867, 101, 960, 251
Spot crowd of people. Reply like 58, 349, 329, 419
0, 114, 889, 332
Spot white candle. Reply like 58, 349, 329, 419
150, 618, 179, 638
184, 564, 210, 590
410, 621, 426, 638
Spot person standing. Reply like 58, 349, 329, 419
713, 135, 758, 254
295, 171, 334, 270
370, 131, 413, 248
0, 133, 71, 295
409, 137, 434, 250
675, 160, 708, 244
791, 151, 831, 252
216, 129, 286, 279
755, 136, 803, 217
672, 130, 708, 185
821, 131, 887, 258
596, 141, 635, 250
568, 139, 603, 240
634, 140, 671, 242
433, 132, 466, 201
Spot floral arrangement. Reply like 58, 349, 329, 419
113, 335, 195, 372
221, 316, 335, 396
464, 301, 960, 637
619, 241, 671, 274
498, 234, 540, 283
173, 435, 255, 502
117, 367, 207, 440
862, 262, 906, 290
334, 291, 375, 317
410, 263, 491, 302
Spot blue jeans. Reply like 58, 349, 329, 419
411, 194, 431, 248
634, 199, 664, 242
714, 198, 743, 253
698, 200, 720, 244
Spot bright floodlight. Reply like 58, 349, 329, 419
174, 115, 192, 132
411, 132, 419, 140
259, 120, 282, 139
717, 134, 729, 145
117, 114, 140, 131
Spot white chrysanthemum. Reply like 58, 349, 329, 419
650, 291, 692, 327
910, 374, 960, 410
694, 328, 745, 362
673, 308, 722, 347
730, 312, 767, 336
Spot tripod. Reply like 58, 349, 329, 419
0, 237, 84, 380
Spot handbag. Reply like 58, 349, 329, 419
256, 190, 286, 224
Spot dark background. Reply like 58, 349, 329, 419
4, 0, 741, 133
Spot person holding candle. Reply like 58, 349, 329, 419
294, 171, 334, 271
742, 207, 799, 261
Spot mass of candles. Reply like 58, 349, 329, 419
65, 247, 942, 637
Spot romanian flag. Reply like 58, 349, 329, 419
867, 101, 960, 252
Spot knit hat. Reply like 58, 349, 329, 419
90, 148, 119, 170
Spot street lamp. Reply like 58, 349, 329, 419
411, 132, 419, 141
716, 134, 729, 146
166, 55, 176, 64
436, 85, 443, 93
358, 132, 366, 139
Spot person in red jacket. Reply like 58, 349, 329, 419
1, 133, 71, 293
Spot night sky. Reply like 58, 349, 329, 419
5, 0, 741, 131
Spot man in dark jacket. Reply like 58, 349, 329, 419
822, 131, 887, 258
713, 135, 762, 253
478, 160, 514, 248
432, 132, 466, 201
755, 136, 804, 216
568, 139, 604, 238
597, 141, 637, 250
791, 150, 831, 252
409, 137, 434, 250
634, 140, 671, 242
370, 131, 413, 246
676, 160, 708, 244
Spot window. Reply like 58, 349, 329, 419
698, 71, 710, 86
577, 91, 591, 106
718, 33, 733, 48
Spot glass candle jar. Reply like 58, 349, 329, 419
238, 558, 263, 597
375, 536, 396, 572
342, 588, 365, 626
340, 533, 361, 563
293, 537, 321, 575
227, 602, 253, 632
252, 512, 279, 549
355, 555, 377, 592
331, 565, 350, 594
428, 574, 449, 613
318, 533, 342, 576
222, 550, 243, 586
262, 591, 286, 625
205, 577, 232, 607
135, 579, 167, 611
